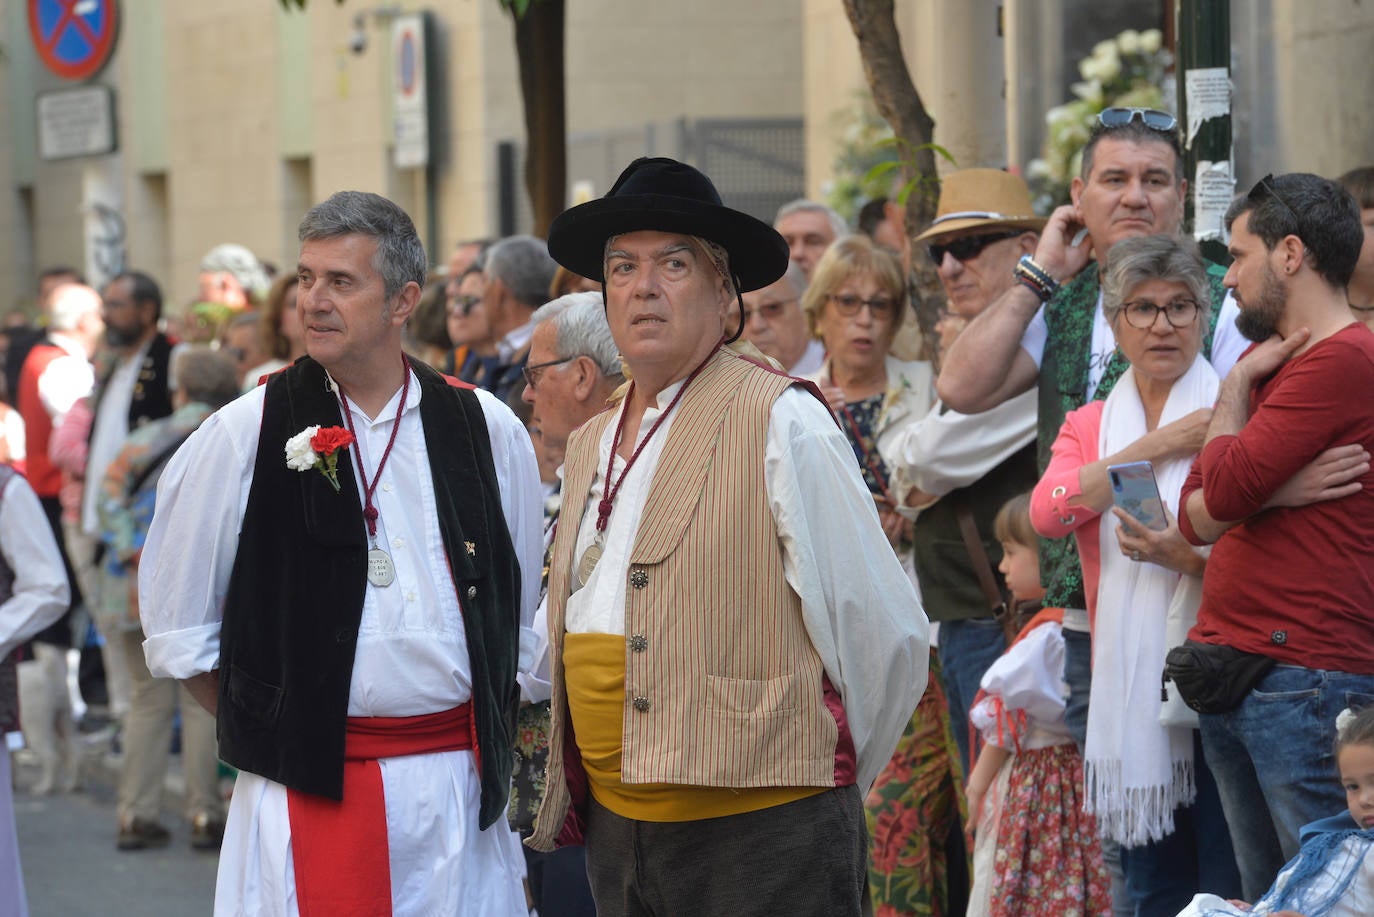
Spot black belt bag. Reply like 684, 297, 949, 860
1162, 640, 1277, 715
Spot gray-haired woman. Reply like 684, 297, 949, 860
1030, 234, 1242, 912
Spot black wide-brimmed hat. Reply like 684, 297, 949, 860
546, 157, 790, 293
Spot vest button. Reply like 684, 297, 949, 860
629, 634, 648, 652
467, 585, 478, 601
632, 695, 651, 712
335, 628, 352, 644
629, 569, 649, 590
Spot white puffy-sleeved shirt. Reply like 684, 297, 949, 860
969, 622, 1074, 752
139, 368, 542, 917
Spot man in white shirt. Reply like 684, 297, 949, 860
140, 191, 542, 915
529, 157, 928, 917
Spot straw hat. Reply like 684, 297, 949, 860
914, 169, 1046, 243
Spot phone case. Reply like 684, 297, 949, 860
1107, 461, 1168, 531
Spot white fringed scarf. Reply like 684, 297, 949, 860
1084, 357, 1218, 846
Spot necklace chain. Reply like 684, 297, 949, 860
337, 356, 411, 540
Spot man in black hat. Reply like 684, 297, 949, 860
527, 157, 929, 916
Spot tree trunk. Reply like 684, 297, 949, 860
841, 0, 944, 358
511, 0, 567, 237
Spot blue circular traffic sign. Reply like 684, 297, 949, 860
29, 0, 118, 81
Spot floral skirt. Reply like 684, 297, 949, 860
865, 652, 967, 917
989, 742, 1111, 917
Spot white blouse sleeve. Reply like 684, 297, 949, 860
969, 623, 1067, 746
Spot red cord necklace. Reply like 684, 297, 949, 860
337, 355, 412, 587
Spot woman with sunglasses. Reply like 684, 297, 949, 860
1030, 234, 1241, 916
802, 236, 967, 916
445, 264, 501, 384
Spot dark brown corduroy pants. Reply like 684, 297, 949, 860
583, 785, 870, 917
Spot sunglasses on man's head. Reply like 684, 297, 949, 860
927, 230, 1022, 265
1096, 107, 1178, 132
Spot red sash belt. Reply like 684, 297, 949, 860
286, 703, 477, 917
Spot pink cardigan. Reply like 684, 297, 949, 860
1029, 401, 1106, 628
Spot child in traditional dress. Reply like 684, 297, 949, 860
965, 493, 1111, 917
1176, 706, 1374, 917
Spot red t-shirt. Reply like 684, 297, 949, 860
1181, 323, 1374, 672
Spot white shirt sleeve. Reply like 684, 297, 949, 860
139, 396, 259, 679
878, 390, 1038, 500
1207, 291, 1248, 380
1019, 304, 1049, 369
472, 388, 544, 649
766, 386, 930, 793
0, 475, 70, 657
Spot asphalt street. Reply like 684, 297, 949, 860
13, 750, 218, 916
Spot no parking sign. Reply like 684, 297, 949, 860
28, 0, 119, 81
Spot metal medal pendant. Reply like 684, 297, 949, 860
576, 542, 603, 585
367, 548, 396, 587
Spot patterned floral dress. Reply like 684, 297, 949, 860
844, 390, 968, 916
968, 616, 1111, 917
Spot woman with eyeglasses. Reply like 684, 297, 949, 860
803, 235, 968, 916
1030, 234, 1242, 915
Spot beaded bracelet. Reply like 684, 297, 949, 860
1013, 254, 1060, 303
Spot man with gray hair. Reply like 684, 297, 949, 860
198, 243, 269, 310
731, 261, 825, 375
521, 290, 623, 454
479, 234, 559, 404
775, 198, 848, 280
140, 191, 543, 914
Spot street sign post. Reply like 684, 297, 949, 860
28, 0, 119, 81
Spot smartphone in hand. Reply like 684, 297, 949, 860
1108, 461, 1168, 531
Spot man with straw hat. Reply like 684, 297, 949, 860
527, 157, 928, 916
879, 169, 1045, 776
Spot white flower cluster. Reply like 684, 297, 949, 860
1026, 28, 1171, 211
284, 425, 321, 472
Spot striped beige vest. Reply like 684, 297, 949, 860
530, 349, 841, 850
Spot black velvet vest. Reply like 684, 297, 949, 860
216, 357, 521, 829
93, 333, 175, 431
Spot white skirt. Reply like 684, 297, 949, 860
214, 749, 527, 917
